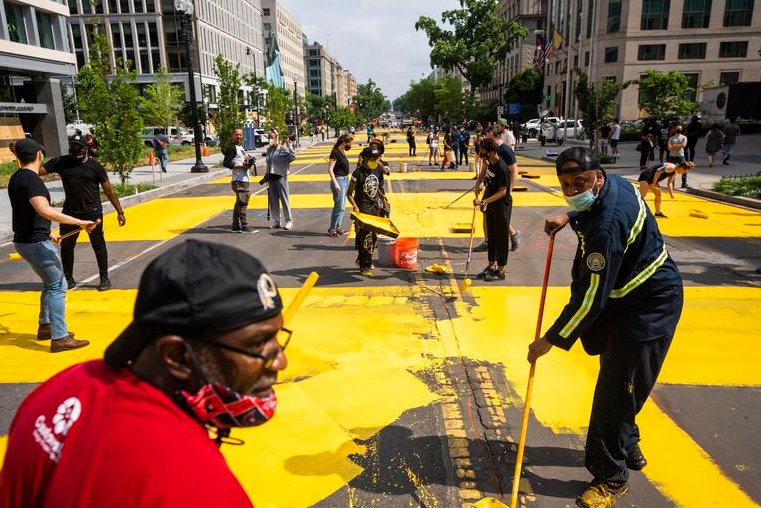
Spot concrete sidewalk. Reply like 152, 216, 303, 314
0, 135, 321, 244
518, 132, 761, 194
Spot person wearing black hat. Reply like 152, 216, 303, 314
7, 138, 96, 352
527, 146, 683, 508
347, 145, 387, 277
0, 240, 289, 507
40, 134, 126, 291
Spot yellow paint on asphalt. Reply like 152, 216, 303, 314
643, 193, 761, 237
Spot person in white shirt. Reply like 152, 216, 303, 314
610, 119, 621, 159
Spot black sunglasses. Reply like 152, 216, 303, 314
195, 327, 292, 369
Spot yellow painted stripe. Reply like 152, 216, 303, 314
609, 245, 668, 299
559, 273, 600, 339
624, 188, 647, 253
639, 402, 758, 507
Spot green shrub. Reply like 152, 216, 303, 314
713, 177, 761, 199
102, 182, 157, 199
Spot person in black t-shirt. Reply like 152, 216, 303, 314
637, 161, 694, 218
347, 146, 386, 277
473, 138, 511, 281
406, 127, 416, 157
42, 135, 126, 291
8, 139, 95, 352
327, 134, 354, 237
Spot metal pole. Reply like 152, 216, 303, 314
563, 0, 579, 141
184, 14, 208, 173
293, 81, 299, 147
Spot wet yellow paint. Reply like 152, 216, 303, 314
65, 196, 229, 242
643, 193, 761, 237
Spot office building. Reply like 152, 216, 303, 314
304, 41, 334, 97
543, 0, 761, 120
1, 0, 75, 159
261, 0, 305, 96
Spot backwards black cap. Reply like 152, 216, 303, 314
13, 138, 46, 159
555, 146, 600, 175
361, 146, 381, 159
104, 240, 283, 367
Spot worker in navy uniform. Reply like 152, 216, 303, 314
527, 147, 684, 508
347, 146, 387, 278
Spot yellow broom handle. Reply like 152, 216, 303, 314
283, 271, 319, 325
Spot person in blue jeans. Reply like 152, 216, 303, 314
153, 129, 169, 173
327, 134, 354, 236
451, 127, 463, 169
8, 139, 96, 353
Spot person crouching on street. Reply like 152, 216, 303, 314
327, 134, 353, 236
637, 161, 695, 218
473, 138, 511, 281
264, 131, 296, 230
528, 146, 684, 508
347, 146, 387, 277
223, 128, 255, 232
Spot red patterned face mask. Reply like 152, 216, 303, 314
180, 383, 276, 429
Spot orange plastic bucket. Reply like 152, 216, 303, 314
395, 237, 419, 269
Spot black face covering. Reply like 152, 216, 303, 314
69, 144, 87, 161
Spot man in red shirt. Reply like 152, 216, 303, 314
0, 240, 290, 507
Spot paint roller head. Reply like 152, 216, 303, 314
458, 278, 472, 292
689, 209, 709, 219
8, 252, 21, 261
471, 498, 509, 508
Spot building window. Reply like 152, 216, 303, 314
607, 0, 621, 32
263, 22, 271, 32
36, 11, 56, 49
134, 0, 144, 13
683, 73, 699, 101
719, 71, 740, 84
719, 41, 748, 57
641, 0, 670, 29
724, 0, 754, 26
4, 2, 28, 44
263, 7, 270, 15
584, 51, 590, 65
587, 0, 595, 37
146, 0, 155, 12
678, 42, 706, 58
638, 44, 666, 60
68, 0, 78, 14
682, 0, 712, 27
604, 47, 618, 63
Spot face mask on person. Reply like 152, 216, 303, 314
344, 144, 351, 150
565, 182, 600, 212
177, 345, 277, 429
69, 145, 87, 161
366, 159, 379, 170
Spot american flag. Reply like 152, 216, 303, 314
533, 35, 551, 69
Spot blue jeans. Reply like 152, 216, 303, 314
157, 149, 169, 170
330, 176, 349, 230
14, 240, 69, 340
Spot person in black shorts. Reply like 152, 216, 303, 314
473, 138, 511, 281
327, 134, 353, 236
42, 135, 126, 291
347, 146, 387, 277
637, 161, 694, 218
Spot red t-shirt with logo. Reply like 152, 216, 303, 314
0, 360, 253, 508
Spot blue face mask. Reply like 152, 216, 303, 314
565, 185, 599, 211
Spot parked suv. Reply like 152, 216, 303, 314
140, 126, 194, 147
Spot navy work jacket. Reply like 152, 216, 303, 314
545, 173, 683, 355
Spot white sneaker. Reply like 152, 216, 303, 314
284, 221, 293, 230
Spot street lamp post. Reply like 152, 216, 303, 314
293, 81, 299, 147
175, 0, 207, 173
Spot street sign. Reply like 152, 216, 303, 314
508, 103, 522, 115
0, 102, 48, 114
496, 105, 504, 115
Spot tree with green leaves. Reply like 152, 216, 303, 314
61, 83, 79, 124
352, 80, 388, 122
637, 70, 698, 121
140, 66, 183, 133
327, 106, 358, 136
415, 0, 528, 92
574, 68, 631, 152
76, 27, 143, 184
213, 55, 244, 151
434, 76, 465, 124
505, 68, 543, 105
305, 91, 328, 119
400, 78, 438, 123
179, 101, 208, 129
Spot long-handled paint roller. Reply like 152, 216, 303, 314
7, 219, 102, 261
442, 184, 477, 209
509, 233, 556, 508
283, 271, 319, 325
457, 191, 481, 292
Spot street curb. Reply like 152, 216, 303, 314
685, 187, 761, 211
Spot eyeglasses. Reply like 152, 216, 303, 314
195, 327, 292, 369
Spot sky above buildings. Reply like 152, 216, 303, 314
278, 0, 460, 101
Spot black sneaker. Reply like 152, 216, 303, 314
476, 266, 494, 279
510, 231, 521, 251
626, 442, 647, 470
484, 270, 505, 282
240, 226, 250, 232
654, 212, 667, 218
97, 278, 112, 291
66, 278, 76, 289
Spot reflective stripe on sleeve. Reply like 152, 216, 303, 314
625, 189, 647, 254
609, 245, 668, 299
560, 273, 600, 339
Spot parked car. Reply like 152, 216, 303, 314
556, 119, 585, 140
523, 117, 560, 138
140, 126, 194, 147
538, 120, 565, 146
188, 129, 218, 147
253, 128, 268, 147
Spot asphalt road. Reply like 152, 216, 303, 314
1, 133, 760, 507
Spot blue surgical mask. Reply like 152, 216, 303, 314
565, 186, 599, 211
